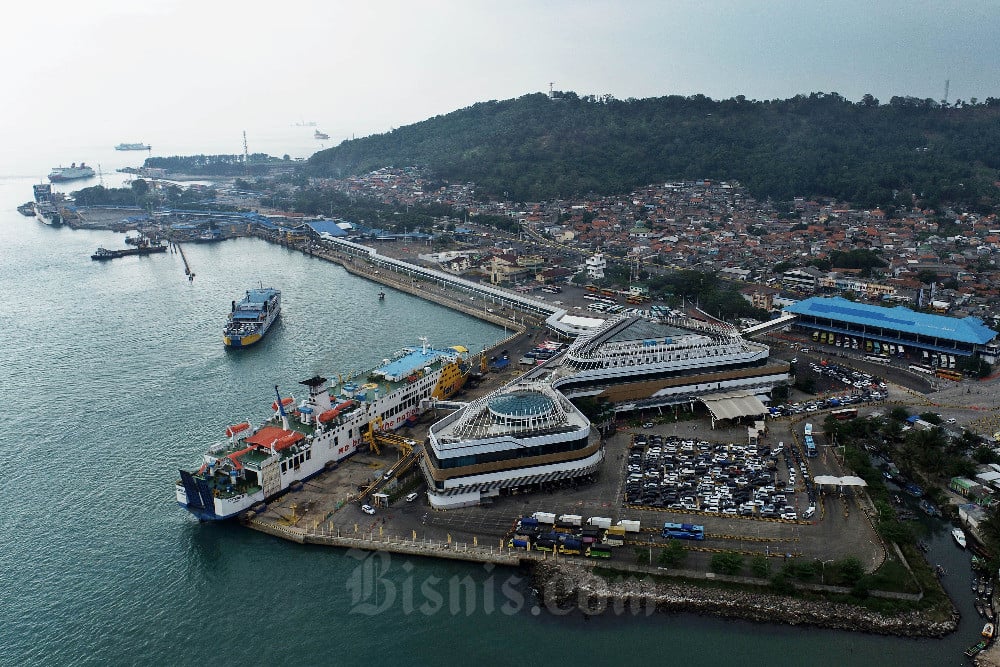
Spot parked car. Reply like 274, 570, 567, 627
361, 504, 376, 515
405, 492, 419, 502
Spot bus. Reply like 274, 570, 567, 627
909, 363, 935, 375
864, 355, 890, 365
804, 422, 813, 437
662, 522, 705, 540
831, 407, 859, 420
804, 434, 817, 457
935, 368, 962, 381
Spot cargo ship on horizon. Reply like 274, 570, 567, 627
175, 339, 473, 520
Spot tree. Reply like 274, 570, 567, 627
658, 540, 687, 567
710, 552, 744, 575
835, 556, 865, 585
750, 555, 771, 578
131, 179, 149, 197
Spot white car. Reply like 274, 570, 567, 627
405, 492, 419, 502
642, 422, 654, 429
361, 504, 376, 515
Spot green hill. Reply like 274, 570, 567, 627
306, 91, 1000, 210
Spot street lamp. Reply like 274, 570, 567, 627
821, 559, 835, 584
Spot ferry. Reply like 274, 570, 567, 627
115, 142, 151, 151
953, 527, 968, 549
223, 287, 281, 348
176, 339, 472, 520
47, 162, 95, 182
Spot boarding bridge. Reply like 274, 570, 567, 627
740, 312, 797, 338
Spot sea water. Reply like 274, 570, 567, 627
0, 135, 977, 667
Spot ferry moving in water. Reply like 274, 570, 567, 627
223, 287, 281, 348
115, 142, 151, 151
47, 162, 95, 182
176, 339, 472, 520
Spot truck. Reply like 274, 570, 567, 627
617, 519, 641, 533
532, 511, 556, 524
587, 516, 612, 529
603, 526, 626, 546
558, 514, 583, 526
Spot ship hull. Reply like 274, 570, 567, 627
178, 345, 466, 520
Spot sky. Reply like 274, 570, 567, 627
2, 0, 999, 159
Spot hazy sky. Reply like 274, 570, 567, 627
3, 0, 999, 152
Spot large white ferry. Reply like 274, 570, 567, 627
176, 339, 472, 520
47, 162, 95, 182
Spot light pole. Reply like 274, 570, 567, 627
821, 559, 835, 585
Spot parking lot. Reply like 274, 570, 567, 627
624, 433, 814, 522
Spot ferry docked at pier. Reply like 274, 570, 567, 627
176, 339, 472, 520
223, 287, 281, 348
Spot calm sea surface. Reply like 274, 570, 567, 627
0, 132, 983, 666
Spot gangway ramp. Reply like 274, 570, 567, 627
741, 312, 796, 338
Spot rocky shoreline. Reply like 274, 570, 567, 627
531, 561, 959, 637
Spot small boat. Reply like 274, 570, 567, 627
918, 498, 940, 517
976, 600, 986, 617
966, 640, 988, 658
953, 527, 968, 549
314, 130, 330, 140
935, 564, 946, 577
917, 540, 930, 553
987, 605, 995, 622
16, 202, 35, 216
983, 622, 995, 640
378, 291, 386, 301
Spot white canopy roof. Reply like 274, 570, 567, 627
813, 475, 868, 487
700, 391, 769, 421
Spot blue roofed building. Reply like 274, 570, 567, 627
306, 219, 349, 238
783, 296, 999, 363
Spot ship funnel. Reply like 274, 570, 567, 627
232, 300, 236, 313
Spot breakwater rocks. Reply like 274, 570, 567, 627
531, 561, 958, 637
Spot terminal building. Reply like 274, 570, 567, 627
784, 297, 1000, 366
421, 381, 602, 509
421, 314, 790, 508
549, 314, 790, 414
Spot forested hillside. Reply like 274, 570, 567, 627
306, 91, 1000, 209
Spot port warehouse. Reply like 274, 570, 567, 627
783, 296, 1000, 365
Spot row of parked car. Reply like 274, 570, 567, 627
624, 435, 809, 520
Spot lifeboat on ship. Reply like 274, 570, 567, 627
318, 400, 357, 424
271, 396, 295, 411
225, 422, 251, 438
273, 432, 304, 451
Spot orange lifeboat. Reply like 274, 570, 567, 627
271, 397, 295, 411
318, 400, 356, 423
274, 432, 304, 451
225, 421, 251, 438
